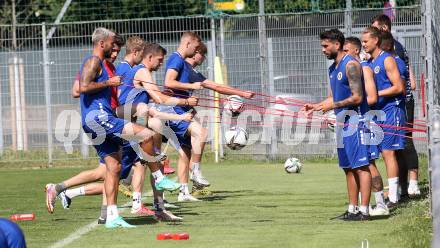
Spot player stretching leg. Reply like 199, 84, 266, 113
46, 28, 179, 229
185, 42, 254, 195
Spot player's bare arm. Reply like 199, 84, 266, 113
333, 61, 363, 108
165, 69, 203, 90
362, 66, 378, 106
134, 68, 198, 107
79, 57, 121, 94
201, 80, 255, 99
71, 79, 80, 98
379, 56, 404, 97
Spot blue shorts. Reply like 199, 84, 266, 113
377, 106, 406, 151
336, 121, 370, 169
82, 114, 127, 161
167, 120, 191, 148
119, 88, 149, 106
98, 141, 140, 179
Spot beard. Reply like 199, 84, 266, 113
103, 47, 112, 59
326, 51, 338, 60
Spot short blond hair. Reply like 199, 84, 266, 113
181, 31, 201, 42
126, 36, 145, 54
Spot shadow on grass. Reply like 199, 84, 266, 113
125, 216, 158, 226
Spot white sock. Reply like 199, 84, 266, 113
152, 170, 165, 183
409, 179, 418, 188
180, 184, 190, 195
191, 162, 200, 174
65, 186, 85, 199
132, 192, 142, 210
388, 177, 399, 203
374, 191, 386, 208
107, 205, 119, 222
359, 205, 368, 215
348, 204, 357, 214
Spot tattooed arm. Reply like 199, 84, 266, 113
79, 56, 121, 94
332, 61, 363, 109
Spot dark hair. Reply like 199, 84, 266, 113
113, 33, 125, 47
380, 31, 395, 53
362, 26, 382, 46
344, 37, 362, 51
320, 29, 345, 50
371, 14, 392, 30
197, 42, 208, 55
143, 42, 167, 57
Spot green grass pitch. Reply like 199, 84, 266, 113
0, 158, 432, 248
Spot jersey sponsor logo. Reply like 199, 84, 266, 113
374, 66, 380, 74
337, 72, 343, 80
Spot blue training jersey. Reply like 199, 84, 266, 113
329, 54, 369, 116
369, 51, 404, 110
115, 60, 132, 78
118, 63, 150, 106
0, 218, 26, 248
165, 52, 194, 114
395, 56, 411, 101
79, 55, 112, 125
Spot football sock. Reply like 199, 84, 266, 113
100, 205, 107, 220
180, 184, 190, 195
132, 192, 142, 210
152, 170, 165, 183
348, 204, 357, 214
65, 186, 85, 199
55, 182, 67, 194
359, 205, 368, 215
191, 162, 200, 174
374, 191, 386, 208
107, 205, 119, 222
388, 177, 399, 203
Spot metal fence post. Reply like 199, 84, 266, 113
267, 38, 277, 157
258, 0, 273, 160
42, 23, 54, 167
344, 0, 352, 36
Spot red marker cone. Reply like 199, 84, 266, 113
10, 213, 35, 221
156, 233, 172, 240
172, 233, 189, 240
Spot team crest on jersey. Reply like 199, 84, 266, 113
374, 66, 380, 74
337, 72, 343, 80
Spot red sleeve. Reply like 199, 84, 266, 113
110, 86, 118, 109
103, 60, 116, 77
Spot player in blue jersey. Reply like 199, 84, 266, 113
371, 15, 420, 198
0, 218, 26, 248
362, 26, 406, 210
164, 32, 205, 202
184, 42, 254, 196
343, 37, 388, 216
303, 29, 372, 221
165, 33, 254, 202
118, 42, 199, 220
46, 28, 180, 229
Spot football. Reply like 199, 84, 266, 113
284, 157, 302, 173
223, 95, 245, 117
224, 126, 248, 150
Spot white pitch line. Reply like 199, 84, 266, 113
49, 191, 153, 248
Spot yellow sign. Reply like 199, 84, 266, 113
210, 0, 245, 12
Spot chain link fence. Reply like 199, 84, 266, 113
0, 3, 428, 165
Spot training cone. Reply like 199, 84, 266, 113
156, 233, 172, 240
172, 233, 189, 240
10, 213, 35, 221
